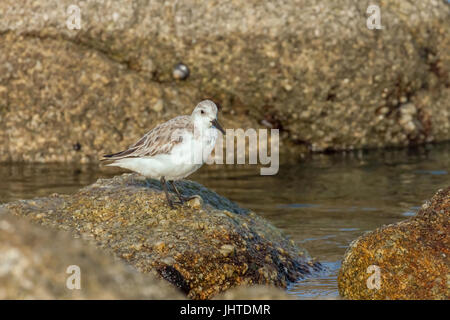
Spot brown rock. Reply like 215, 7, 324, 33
338, 187, 450, 300
2, 173, 322, 299
0, 211, 184, 299
0, 0, 449, 162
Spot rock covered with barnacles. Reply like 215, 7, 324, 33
338, 187, 450, 300
2, 173, 321, 299
1, 1, 449, 162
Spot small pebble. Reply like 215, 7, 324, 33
219, 244, 235, 257
187, 196, 203, 209
173, 63, 190, 80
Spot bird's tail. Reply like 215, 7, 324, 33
100, 147, 138, 162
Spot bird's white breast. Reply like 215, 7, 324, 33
111, 128, 218, 181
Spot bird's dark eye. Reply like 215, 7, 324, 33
201, 110, 205, 114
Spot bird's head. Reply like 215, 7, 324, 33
191, 100, 225, 134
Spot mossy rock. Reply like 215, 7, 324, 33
2, 173, 322, 299
338, 187, 449, 300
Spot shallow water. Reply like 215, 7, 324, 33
1, 143, 449, 299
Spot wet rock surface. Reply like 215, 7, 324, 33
338, 187, 450, 300
2, 174, 321, 299
0, 0, 449, 162
0, 211, 184, 299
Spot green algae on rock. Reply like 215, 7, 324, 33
2, 174, 321, 299
0, 211, 184, 299
338, 187, 450, 300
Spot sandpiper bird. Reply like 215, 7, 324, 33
101, 100, 225, 208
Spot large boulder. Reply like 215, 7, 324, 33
338, 187, 449, 300
2, 174, 321, 299
0, 211, 184, 299
0, 0, 449, 162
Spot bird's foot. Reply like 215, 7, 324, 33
174, 195, 199, 204
166, 195, 187, 208
183, 195, 199, 202
167, 198, 175, 209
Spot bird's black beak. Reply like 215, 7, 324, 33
211, 119, 225, 135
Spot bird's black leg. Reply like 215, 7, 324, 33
169, 180, 198, 204
160, 177, 174, 208
169, 180, 186, 204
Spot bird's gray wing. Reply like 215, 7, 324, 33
101, 116, 193, 161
